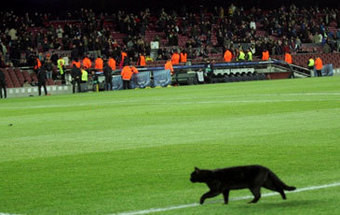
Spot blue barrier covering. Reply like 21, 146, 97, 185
130, 72, 151, 89
322, 64, 333, 76
153, 70, 172, 87
112, 76, 123, 90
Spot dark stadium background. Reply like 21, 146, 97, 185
3, 0, 340, 12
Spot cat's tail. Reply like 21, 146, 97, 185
283, 184, 296, 191
268, 171, 296, 191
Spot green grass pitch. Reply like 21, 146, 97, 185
0, 77, 339, 215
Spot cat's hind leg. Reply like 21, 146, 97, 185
263, 180, 286, 200
200, 190, 220, 204
222, 189, 230, 204
248, 186, 261, 203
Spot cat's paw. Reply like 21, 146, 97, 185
200, 199, 205, 205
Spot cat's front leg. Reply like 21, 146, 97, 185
200, 190, 220, 204
222, 189, 230, 204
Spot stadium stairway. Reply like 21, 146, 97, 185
272, 53, 340, 69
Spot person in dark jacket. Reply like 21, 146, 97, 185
71, 64, 81, 93
103, 62, 112, 91
0, 69, 7, 99
37, 66, 48, 96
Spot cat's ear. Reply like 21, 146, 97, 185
194, 167, 200, 172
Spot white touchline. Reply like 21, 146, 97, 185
111, 182, 340, 215
0, 213, 22, 215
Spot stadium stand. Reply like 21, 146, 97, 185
0, 3, 340, 89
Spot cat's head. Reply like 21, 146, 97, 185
190, 167, 211, 183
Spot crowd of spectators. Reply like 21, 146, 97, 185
1, 3, 340, 69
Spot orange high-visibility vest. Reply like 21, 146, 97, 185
95, 58, 103, 70
121, 66, 138, 80
171, 53, 180, 65
180, 53, 187, 63
139, 55, 146, 66
119, 52, 128, 69
314, 57, 323, 70
108, 58, 116, 70
284, 53, 292, 64
34, 58, 42, 70
82, 57, 92, 69
262, 50, 269, 61
72, 60, 81, 68
165, 60, 174, 74
224, 50, 232, 62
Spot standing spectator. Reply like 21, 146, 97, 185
203, 60, 214, 83
71, 64, 81, 93
94, 56, 104, 71
137, 52, 146, 67
237, 48, 245, 61
51, 51, 58, 65
171, 50, 180, 65
246, 49, 253, 61
72, 58, 81, 69
121, 62, 139, 89
164, 58, 174, 75
180, 49, 188, 63
37, 65, 48, 96
33, 56, 42, 74
336, 29, 340, 52
108, 56, 116, 71
62, 55, 70, 67
81, 67, 88, 83
314, 57, 323, 77
119, 51, 128, 69
224, 49, 233, 62
91, 70, 99, 92
57, 55, 65, 84
307, 57, 315, 71
71, 44, 79, 60
82, 55, 92, 70
284, 52, 293, 64
44, 55, 53, 79
0, 69, 6, 99
103, 62, 112, 91
262, 49, 270, 61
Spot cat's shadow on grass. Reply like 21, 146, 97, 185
248, 200, 320, 208
205, 199, 319, 208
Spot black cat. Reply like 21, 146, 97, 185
190, 165, 296, 204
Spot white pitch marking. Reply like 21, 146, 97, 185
0, 213, 22, 215
111, 182, 340, 215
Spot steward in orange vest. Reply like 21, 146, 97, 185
180, 50, 187, 63
72, 58, 81, 69
121, 63, 139, 89
82, 56, 92, 69
171, 51, 180, 65
108, 57, 116, 71
224, 49, 233, 62
95, 57, 104, 71
34, 57, 42, 73
137, 53, 146, 66
164, 60, 174, 75
119, 51, 128, 69
262, 50, 270, 61
314, 57, 323, 77
284, 52, 292, 64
